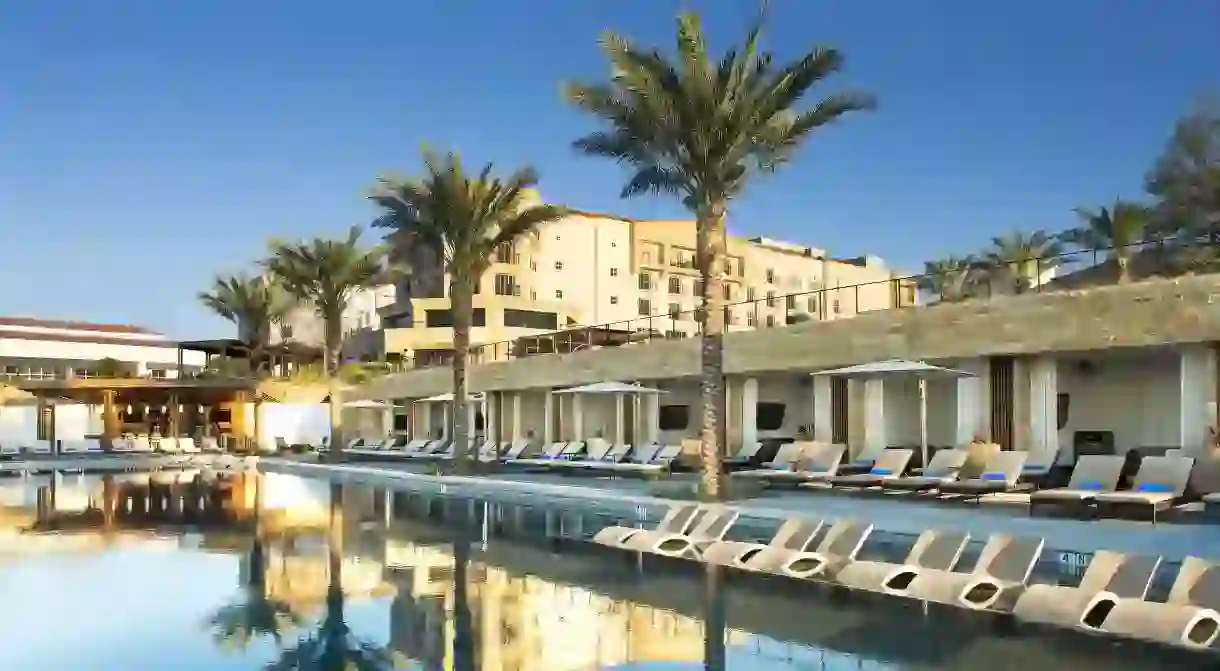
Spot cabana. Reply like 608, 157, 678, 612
551, 381, 665, 446
413, 391, 486, 441
812, 359, 975, 470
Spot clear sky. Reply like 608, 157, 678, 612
2, 0, 1217, 338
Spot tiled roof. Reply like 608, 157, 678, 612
0, 316, 160, 335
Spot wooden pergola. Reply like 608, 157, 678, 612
178, 338, 324, 376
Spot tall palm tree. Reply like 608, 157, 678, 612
1060, 200, 1150, 283
980, 230, 1065, 294
265, 228, 392, 459
918, 255, 977, 302
197, 273, 293, 375
563, 11, 874, 499
370, 151, 567, 472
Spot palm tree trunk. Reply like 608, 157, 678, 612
324, 313, 344, 463
1116, 252, 1131, 283
451, 283, 474, 474
696, 203, 729, 501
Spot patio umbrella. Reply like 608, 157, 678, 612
811, 359, 975, 469
552, 381, 666, 394
342, 399, 391, 408
414, 392, 485, 403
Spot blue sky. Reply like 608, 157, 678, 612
1, 0, 1217, 337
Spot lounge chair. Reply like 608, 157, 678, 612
496, 440, 532, 462
880, 448, 969, 492
59, 440, 86, 455
1012, 550, 1163, 629
343, 437, 366, 451
110, 438, 133, 453
474, 439, 499, 462
599, 444, 684, 476
771, 519, 875, 580
592, 503, 702, 548
702, 518, 824, 571
824, 448, 915, 489
159, 437, 181, 454
888, 534, 1045, 611
832, 443, 888, 476
835, 528, 971, 593
0, 442, 20, 459
731, 442, 810, 479
415, 438, 456, 460
1203, 492, 1220, 506
200, 436, 223, 453
26, 440, 53, 457
551, 439, 613, 470
1092, 455, 1195, 522
722, 440, 764, 469
589, 443, 658, 472
1018, 445, 1062, 483
619, 506, 740, 559
1029, 455, 1126, 514
509, 442, 577, 467
758, 443, 847, 485
347, 438, 390, 457
130, 437, 154, 454
178, 437, 201, 454
936, 450, 1031, 498
1085, 556, 1220, 650
396, 438, 429, 455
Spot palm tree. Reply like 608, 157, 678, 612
197, 273, 293, 375
563, 11, 874, 499
980, 230, 1065, 294
1060, 200, 1150, 283
370, 151, 567, 472
265, 228, 392, 459
918, 255, 977, 302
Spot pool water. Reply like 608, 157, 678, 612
0, 471, 1213, 670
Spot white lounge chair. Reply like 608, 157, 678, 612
936, 450, 1031, 498
0, 442, 20, 459
26, 440, 53, 457
731, 442, 809, 479
881, 448, 969, 492
593, 503, 703, 549
1093, 455, 1195, 522
59, 440, 87, 455
1029, 455, 1126, 513
758, 443, 847, 484
887, 534, 1046, 611
200, 436, 223, 453
618, 506, 740, 559
178, 437, 201, 454
835, 528, 972, 593
772, 519, 875, 580
722, 440, 764, 468
552, 440, 614, 470
496, 440, 532, 462
1012, 550, 1162, 630
701, 518, 825, 571
130, 437, 154, 454
510, 442, 577, 467
1085, 556, 1220, 650
824, 449, 915, 489
588, 443, 658, 472
598, 444, 683, 475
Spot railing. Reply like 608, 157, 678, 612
383, 236, 1219, 373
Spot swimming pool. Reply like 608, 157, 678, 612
0, 471, 1213, 669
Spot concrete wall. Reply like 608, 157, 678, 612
359, 274, 1220, 400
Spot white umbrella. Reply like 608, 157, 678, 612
552, 381, 666, 394
414, 391, 485, 403
343, 399, 391, 408
812, 359, 975, 469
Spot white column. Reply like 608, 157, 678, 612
543, 390, 554, 444
1028, 356, 1059, 459
862, 379, 886, 454
646, 393, 660, 445
418, 402, 430, 438
511, 392, 522, 441
383, 404, 394, 436
954, 376, 983, 445
614, 393, 626, 445
486, 393, 498, 444
812, 376, 833, 443
741, 377, 758, 448
466, 401, 477, 443
441, 403, 450, 440
572, 393, 584, 440
1180, 344, 1217, 456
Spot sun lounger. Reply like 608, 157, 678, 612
936, 450, 1031, 498
1092, 455, 1195, 522
592, 503, 703, 548
758, 443, 847, 485
473, 439, 498, 461
346, 438, 391, 457
0, 443, 20, 459
343, 437, 365, 451
770, 519, 875, 580
26, 440, 53, 456
833, 443, 889, 476
889, 534, 1045, 611
510, 442, 577, 467
178, 437, 201, 454
599, 444, 683, 475
415, 437, 457, 460
551, 439, 613, 470
731, 442, 810, 479
1084, 556, 1220, 650
396, 438, 429, 455
588, 443, 658, 472
619, 506, 740, 559
159, 437, 181, 453
110, 438, 133, 453
701, 518, 825, 570
59, 440, 85, 455
880, 448, 969, 492
130, 437, 154, 454
1029, 455, 1126, 513
1204, 492, 1220, 506
835, 528, 971, 593
1018, 446, 1061, 482
1012, 550, 1162, 629
496, 440, 532, 462
722, 440, 764, 468
824, 449, 915, 489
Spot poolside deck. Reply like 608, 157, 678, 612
0, 454, 257, 474
260, 458, 1220, 561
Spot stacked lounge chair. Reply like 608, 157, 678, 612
1028, 454, 1126, 516
1012, 550, 1163, 630
1083, 556, 1220, 650
824, 448, 915, 489
881, 448, 969, 493
593, 503, 703, 549
936, 450, 1031, 499
884, 533, 1045, 611
835, 528, 972, 593
701, 518, 825, 571
770, 519, 874, 580
614, 506, 739, 559
1092, 454, 1195, 522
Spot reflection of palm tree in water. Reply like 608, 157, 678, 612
451, 510, 477, 671
265, 483, 398, 670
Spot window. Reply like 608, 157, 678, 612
425, 308, 486, 328
638, 298, 651, 316
668, 276, 681, 294
756, 402, 786, 431
495, 242, 516, 263
503, 308, 558, 330
723, 284, 732, 300
609, 295, 618, 305
808, 296, 819, 313
723, 307, 732, 325
530, 261, 537, 271
668, 302, 681, 319
554, 261, 563, 270
746, 287, 756, 301
786, 295, 796, 310
833, 299, 841, 314
494, 274, 517, 296
279, 324, 294, 339
638, 272, 652, 291
766, 269, 775, 284
531, 290, 537, 300
609, 267, 618, 277
149, 369, 167, 380
555, 290, 564, 299
658, 405, 690, 431
747, 312, 756, 326
693, 280, 703, 296
766, 314, 776, 327
766, 291, 776, 307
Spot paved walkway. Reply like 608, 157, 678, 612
261, 458, 1220, 560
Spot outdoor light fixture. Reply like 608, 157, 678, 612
125, 404, 133, 414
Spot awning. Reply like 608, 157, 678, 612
811, 359, 975, 380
